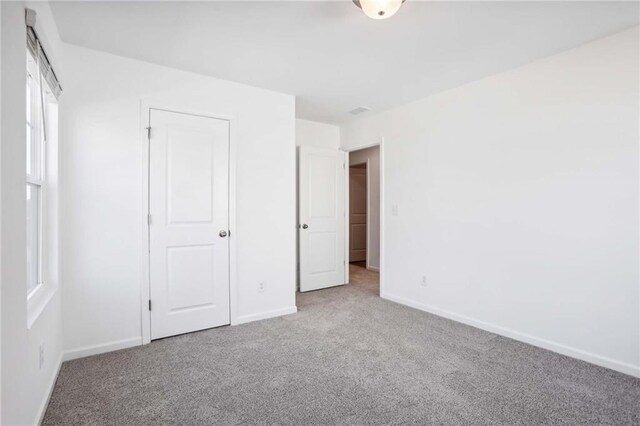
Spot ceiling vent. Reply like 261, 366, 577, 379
348, 106, 371, 115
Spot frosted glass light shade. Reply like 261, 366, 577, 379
358, 0, 403, 20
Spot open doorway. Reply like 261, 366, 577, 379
297, 142, 382, 296
348, 145, 380, 295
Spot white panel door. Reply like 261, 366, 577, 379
349, 167, 367, 262
299, 146, 346, 292
149, 109, 230, 340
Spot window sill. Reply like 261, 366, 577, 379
27, 283, 57, 329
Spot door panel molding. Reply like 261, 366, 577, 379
149, 108, 229, 340
140, 101, 237, 345
299, 146, 346, 292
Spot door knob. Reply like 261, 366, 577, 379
301, 224, 308, 229
219, 230, 228, 238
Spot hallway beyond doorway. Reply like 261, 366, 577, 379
349, 263, 379, 296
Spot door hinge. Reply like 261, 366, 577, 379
147, 214, 152, 225
146, 126, 151, 139
148, 300, 152, 311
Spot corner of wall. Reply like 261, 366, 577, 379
35, 353, 63, 425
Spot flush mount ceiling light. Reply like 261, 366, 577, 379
352, 0, 406, 20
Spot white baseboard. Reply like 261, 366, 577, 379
367, 265, 380, 272
63, 306, 298, 360
234, 306, 298, 325
381, 292, 640, 378
36, 353, 63, 426
63, 337, 141, 362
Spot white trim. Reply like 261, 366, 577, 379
228, 116, 239, 326
35, 353, 62, 426
140, 102, 151, 344
343, 138, 385, 295
342, 151, 347, 285
26, 283, 56, 329
367, 266, 380, 272
343, 150, 350, 284
381, 292, 640, 378
235, 306, 298, 325
139, 101, 238, 342
63, 337, 141, 362
378, 140, 385, 295
365, 158, 371, 270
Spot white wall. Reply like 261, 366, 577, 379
1, 2, 64, 424
60, 44, 296, 358
349, 146, 380, 270
341, 27, 639, 377
296, 119, 340, 150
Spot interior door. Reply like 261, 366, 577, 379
299, 146, 346, 292
149, 109, 230, 340
349, 166, 367, 262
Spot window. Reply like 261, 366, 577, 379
26, 53, 45, 296
25, 18, 62, 326
26, 47, 59, 298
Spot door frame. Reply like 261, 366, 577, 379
139, 101, 237, 345
344, 138, 385, 295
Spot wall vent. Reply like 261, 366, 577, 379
348, 106, 371, 115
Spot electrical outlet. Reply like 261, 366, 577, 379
420, 276, 427, 287
392, 204, 399, 217
39, 344, 45, 369
258, 281, 266, 293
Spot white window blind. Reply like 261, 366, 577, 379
26, 13, 62, 100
